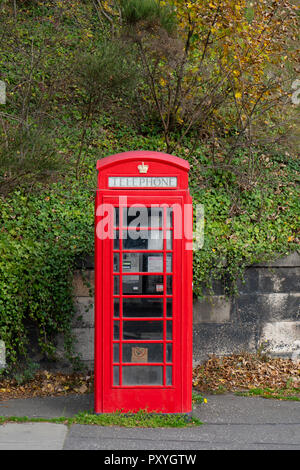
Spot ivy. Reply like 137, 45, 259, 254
0, 1, 298, 371
1, 135, 298, 369
0, 183, 94, 369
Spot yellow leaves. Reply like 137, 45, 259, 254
159, 77, 167, 87
81, 29, 94, 42
171, 0, 297, 122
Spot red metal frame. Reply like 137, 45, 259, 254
94, 151, 192, 414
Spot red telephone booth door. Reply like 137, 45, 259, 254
95, 197, 191, 414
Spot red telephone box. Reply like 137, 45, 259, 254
94, 151, 193, 414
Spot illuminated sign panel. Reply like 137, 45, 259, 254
108, 176, 177, 188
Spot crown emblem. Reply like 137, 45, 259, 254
138, 161, 149, 174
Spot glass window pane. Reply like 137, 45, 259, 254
166, 254, 172, 273
166, 344, 172, 363
167, 321, 172, 340
113, 276, 119, 294
113, 344, 119, 363
123, 320, 163, 340
167, 276, 172, 294
166, 366, 172, 385
122, 253, 165, 273
123, 298, 163, 318
113, 253, 119, 272
144, 275, 163, 295
149, 208, 163, 228
113, 230, 119, 249
146, 254, 164, 273
122, 275, 166, 295
113, 298, 119, 317
122, 274, 142, 294
166, 208, 173, 228
123, 207, 163, 228
122, 343, 163, 363
113, 366, 119, 385
114, 208, 119, 227
167, 299, 172, 317
122, 230, 164, 250
122, 366, 163, 385
166, 231, 172, 250
113, 321, 120, 340
124, 207, 148, 228
123, 252, 141, 272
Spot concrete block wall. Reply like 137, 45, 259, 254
68, 253, 299, 368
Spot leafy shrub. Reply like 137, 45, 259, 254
0, 125, 64, 196
0, 0, 298, 371
120, 0, 177, 34
0, 183, 94, 369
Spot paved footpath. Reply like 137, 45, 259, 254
0, 393, 299, 450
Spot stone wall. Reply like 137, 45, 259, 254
68, 253, 299, 369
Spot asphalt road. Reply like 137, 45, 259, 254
0, 393, 299, 451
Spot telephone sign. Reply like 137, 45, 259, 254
94, 151, 193, 414
108, 176, 178, 188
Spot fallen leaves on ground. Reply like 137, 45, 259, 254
0, 354, 299, 401
0, 370, 93, 401
193, 353, 300, 396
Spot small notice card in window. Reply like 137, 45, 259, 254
131, 347, 148, 363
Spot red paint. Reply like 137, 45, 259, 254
94, 151, 193, 414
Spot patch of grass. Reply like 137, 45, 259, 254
192, 391, 207, 404
0, 410, 202, 428
73, 410, 202, 427
235, 387, 300, 401
0, 415, 69, 425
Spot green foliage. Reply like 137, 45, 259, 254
189, 149, 300, 297
0, 182, 94, 368
72, 409, 201, 427
12, 360, 39, 385
0, 410, 203, 427
0, 125, 64, 195
192, 391, 206, 405
74, 41, 137, 106
120, 0, 177, 34
236, 388, 300, 401
0, 0, 298, 369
